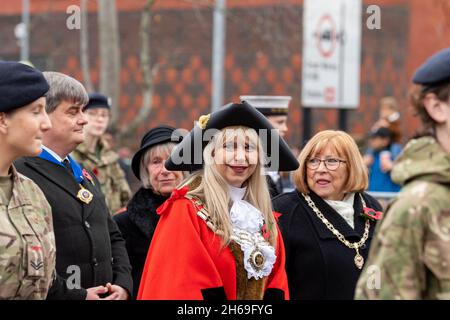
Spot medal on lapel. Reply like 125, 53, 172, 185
77, 184, 93, 204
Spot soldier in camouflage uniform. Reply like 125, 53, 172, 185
0, 61, 55, 299
355, 47, 450, 300
72, 93, 131, 215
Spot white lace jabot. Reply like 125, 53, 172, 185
324, 193, 356, 229
228, 189, 277, 280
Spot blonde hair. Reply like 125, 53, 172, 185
140, 142, 177, 189
294, 130, 368, 194
179, 126, 277, 247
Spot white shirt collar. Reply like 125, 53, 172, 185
42, 145, 68, 163
228, 184, 247, 202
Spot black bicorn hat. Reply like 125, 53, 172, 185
0, 60, 49, 113
131, 125, 182, 180
413, 47, 450, 88
164, 101, 299, 172
84, 92, 111, 111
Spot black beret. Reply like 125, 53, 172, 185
165, 101, 299, 172
131, 125, 182, 180
0, 61, 49, 113
413, 47, 450, 87
84, 92, 111, 110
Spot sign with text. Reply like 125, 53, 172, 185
302, 0, 361, 108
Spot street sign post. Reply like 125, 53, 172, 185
302, 0, 362, 109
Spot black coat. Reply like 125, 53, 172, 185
267, 175, 283, 198
113, 188, 167, 299
273, 190, 381, 300
15, 157, 133, 300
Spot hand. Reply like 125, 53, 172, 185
371, 119, 389, 131
380, 158, 393, 172
85, 286, 109, 300
363, 154, 373, 167
100, 283, 129, 300
380, 153, 394, 172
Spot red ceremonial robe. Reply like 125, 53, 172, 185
137, 187, 289, 300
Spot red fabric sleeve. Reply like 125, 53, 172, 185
265, 223, 290, 300
137, 198, 225, 300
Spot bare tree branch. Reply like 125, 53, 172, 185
119, 0, 158, 136
98, 0, 121, 127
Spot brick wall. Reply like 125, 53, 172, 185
1, 0, 449, 150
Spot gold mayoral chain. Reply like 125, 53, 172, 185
77, 184, 93, 204
302, 193, 370, 269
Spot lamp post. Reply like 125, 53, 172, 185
15, 0, 30, 61
211, 0, 226, 112
21, 0, 30, 61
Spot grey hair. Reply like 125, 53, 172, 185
42, 71, 88, 113
140, 142, 177, 189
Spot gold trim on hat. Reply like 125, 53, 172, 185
198, 114, 210, 129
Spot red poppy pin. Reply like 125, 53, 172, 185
361, 207, 383, 221
92, 167, 99, 177
82, 169, 95, 186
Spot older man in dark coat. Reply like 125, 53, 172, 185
15, 71, 132, 300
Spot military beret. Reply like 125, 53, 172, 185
0, 60, 49, 113
84, 92, 111, 110
413, 47, 450, 87
165, 101, 299, 172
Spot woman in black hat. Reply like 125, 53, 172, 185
113, 125, 184, 299
137, 102, 299, 300
0, 61, 55, 299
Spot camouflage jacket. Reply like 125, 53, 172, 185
0, 165, 56, 299
72, 138, 131, 215
355, 136, 450, 300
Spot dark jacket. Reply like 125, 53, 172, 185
113, 188, 167, 299
15, 157, 133, 300
267, 175, 283, 198
273, 190, 381, 300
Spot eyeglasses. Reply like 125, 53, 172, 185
306, 158, 347, 171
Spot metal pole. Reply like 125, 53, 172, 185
211, 0, 226, 112
21, 0, 30, 61
338, 109, 347, 131
337, 0, 347, 131
302, 107, 312, 144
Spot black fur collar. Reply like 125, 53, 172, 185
127, 188, 168, 239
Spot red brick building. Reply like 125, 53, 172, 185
1, 0, 449, 149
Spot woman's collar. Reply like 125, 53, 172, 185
228, 184, 247, 202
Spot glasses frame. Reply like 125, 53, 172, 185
306, 157, 347, 171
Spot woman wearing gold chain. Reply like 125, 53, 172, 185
137, 101, 299, 300
273, 130, 382, 299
